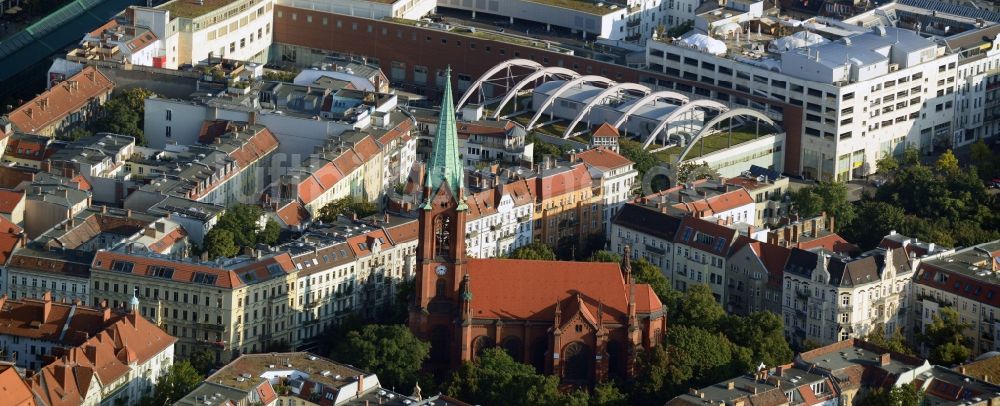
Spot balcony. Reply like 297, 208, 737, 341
198, 338, 227, 349
796, 289, 812, 300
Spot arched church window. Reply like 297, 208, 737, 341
434, 215, 451, 258
562, 341, 592, 382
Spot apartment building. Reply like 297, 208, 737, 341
123, 123, 278, 208
671, 337, 1000, 406
463, 179, 535, 258
610, 203, 682, 279
725, 237, 790, 315
636, 179, 756, 226
174, 352, 418, 406
646, 25, 957, 181
89, 249, 297, 363
576, 146, 637, 236
529, 159, 604, 256
4, 67, 114, 138
31, 306, 176, 406
782, 246, 913, 347
671, 215, 741, 300
943, 25, 1000, 147
913, 240, 1000, 355
280, 215, 417, 348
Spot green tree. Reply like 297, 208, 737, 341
857, 383, 923, 406
140, 360, 202, 406
919, 307, 972, 366
633, 258, 671, 304
721, 311, 794, 369
791, 182, 856, 227
188, 346, 217, 376
864, 326, 913, 356
587, 250, 620, 263
508, 242, 556, 260
935, 149, 961, 174
204, 228, 239, 258
94, 88, 156, 145
633, 346, 671, 404
590, 381, 628, 406
318, 196, 379, 222
215, 204, 266, 248
669, 284, 724, 331
659, 326, 750, 400
844, 200, 907, 249
876, 153, 900, 175
618, 139, 659, 178
445, 348, 566, 406
971, 139, 998, 180
62, 127, 91, 142
258, 219, 281, 245
331, 325, 430, 389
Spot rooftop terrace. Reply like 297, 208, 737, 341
158, 0, 237, 20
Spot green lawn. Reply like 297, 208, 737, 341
653, 131, 760, 163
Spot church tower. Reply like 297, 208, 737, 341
410, 67, 468, 371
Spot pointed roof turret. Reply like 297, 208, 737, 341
424, 66, 467, 210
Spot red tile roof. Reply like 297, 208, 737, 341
32, 314, 176, 406
0, 365, 36, 406
275, 200, 310, 227
576, 147, 632, 170
797, 233, 857, 254
0, 189, 24, 214
8, 67, 114, 134
592, 122, 620, 138
535, 164, 592, 200
463, 179, 534, 220
464, 258, 663, 322
734, 236, 792, 288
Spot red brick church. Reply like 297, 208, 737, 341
408, 69, 667, 384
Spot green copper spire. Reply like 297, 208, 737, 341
424, 66, 466, 210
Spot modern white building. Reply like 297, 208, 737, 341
276, 0, 436, 21
782, 246, 913, 347
131, 0, 273, 69
647, 25, 957, 181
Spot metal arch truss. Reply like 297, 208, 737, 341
455, 59, 543, 111
611, 90, 691, 129
674, 108, 780, 163
561, 83, 652, 139
526, 75, 616, 130
491, 67, 580, 119
641, 99, 730, 149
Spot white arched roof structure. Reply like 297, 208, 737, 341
642, 99, 729, 149
455, 59, 544, 110
526, 75, 616, 130
675, 108, 779, 162
561, 83, 651, 139
491, 67, 580, 119
611, 91, 690, 129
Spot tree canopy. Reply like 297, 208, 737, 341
93, 88, 156, 146
318, 196, 378, 223
857, 383, 923, 406
331, 325, 430, 389
789, 182, 856, 228
203, 204, 281, 258
919, 307, 972, 366
445, 348, 569, 406
139, 360, 202, 406
508, 242, 556, 260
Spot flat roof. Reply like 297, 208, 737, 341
158, 0, 236, 20
524, 0, 620, 15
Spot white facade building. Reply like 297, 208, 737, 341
782, 247, 912, 347
577, 147, 638, 236
277, 0, 435, 21
464, 179, 535, 259
646, 25, 958, 181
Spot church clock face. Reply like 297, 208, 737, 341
435, 265, 448, 276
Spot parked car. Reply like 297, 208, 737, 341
991, 178, 1000, 189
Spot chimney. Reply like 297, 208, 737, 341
727, 381, 735, 390
43, 291, 52, 322
0, 295, 6, 311
828, 216, 835, 233
747, 225, 755, 237
356, 374, 365, 398
776, 365, 786, 377
249, 111, 257, 125
879, 353, 891, 367
102, 307, 111, 322
156, 221, 166, 233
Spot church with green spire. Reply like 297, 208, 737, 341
423, 66, 467, 211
